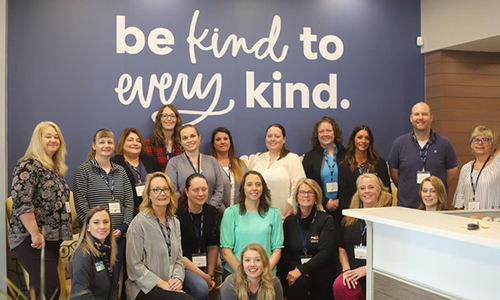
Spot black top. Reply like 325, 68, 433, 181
111, 155, 162, 213
302, 145, 346, 223
176, 203, 220, 261
338, 157, 392, 211
278, 207, 336, 283
337, 219, 367, 291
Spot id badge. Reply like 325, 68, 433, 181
326, 182, 338, 193
354, 245, 367, 260
95, 261, 105, 272
416, 171, 431, 184
65, 202, 71, 213
309, 235, 319, 244
468, 201, 480, 211
300, 255, 312, 264
135, 184, 145, 197
109, 202, 121, 214
192, 253, 207, 268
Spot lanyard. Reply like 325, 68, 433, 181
165, 144, 174, 160
188, 208, 204, 253
127, 160, 144, 184
296, 211, 317, 255
186, 153, 201, 174
470, 156, 491, 201
97, 166, 115, 196
52, 171, 68, 194
155, 214, 172, 257
357, 162, 369, 175
360, 221, 367, 246
323, 150, 336, 182
412, 133, 431, 171
223, 162, 232, 181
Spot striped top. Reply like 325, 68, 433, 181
73, 158, 134, 232
453, 154, 500, 210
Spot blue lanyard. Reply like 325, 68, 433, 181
323, 150, 336, 182
127, 160, 144, 183
97, 166, 115, 196
360, 222, 367, 246
155, 214, 172, 257
52, 171, 68, 194
223, 162, 232, 181
412, 133, 431, 171
188, 208, 204, 253
186, 153, 201, 174
296, 211, 317, 255
165, 143, 174, 159
470, 156, 491, 201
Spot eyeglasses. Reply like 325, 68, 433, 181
297, 190, 315, 196
471, 138, 490, 144
161, 113, 176, 119
151, 187, 170, 195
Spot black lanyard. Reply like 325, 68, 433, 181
296, 211, 317, 255
412, 133, 431, 172
97, 165, 115, 196
470, 156, 491, 201
186, 153, 201, 174
155, 214, 172, 257
188, 208, 204, 253
360, 221, 367, 246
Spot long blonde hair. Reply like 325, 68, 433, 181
74, 206, 117, 267
235, 243, 275, 300
21, 121, 68, 177
139, 172, 178, 218
342, 174, 392, 227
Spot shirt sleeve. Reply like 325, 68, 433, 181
165, 158, 180, 195
120, 168, 134, 228
69, 250, 98, 300
445, 139, 459, 169
10, 159, 37, 216
388, 139, 401, 169
270, 208, 284, 250
220, 274, 237, 300
452, 163, 469, 208
73, 163, 91, 226
220, 207, 236, 249
286, 154, 306, 207
171, 218, 186, 281
207, 157, 227, 213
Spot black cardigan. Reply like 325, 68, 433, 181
302, 145, 346, 223
111, 155, 162, 213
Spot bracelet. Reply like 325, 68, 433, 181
342, 269, 351, 273
209, 274, 215, 280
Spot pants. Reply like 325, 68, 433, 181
183, 270, 209, 300
136, 286, 196, 300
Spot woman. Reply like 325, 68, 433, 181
126, 172, 195, 300
338, 125, 392, 215
220, 171, 284, 276
453, 126, 500, 210
112, 128, 162, 214
145, 104, 184, 172
279, 179, 335, 300
332, 174, 392, 300
221, 243, 284, 300
70, 206, 118, 300
166, 124, 228, 213
418, 176, 447, 211
176, 174, 221, 300
8, 121, 72, 298
73, 128, 134, 278
210, 127, 248, 206
248, 124, 305, 219
303, 116, 346, 224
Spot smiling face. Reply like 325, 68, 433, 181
180, 127, 201, 153
317, 121, 335, 148
244, 174, 263, 203
123, 132, 142, 157
213, 132, 230, 154
354, 129, 370, 153
149, 177, 171, 211
410, 102, 433, 133
41, 126, 60, 158
358, 177, 380, 208
265, 126, 286, 154
185, 177, 209, 208
297, 183, 316, 211
87, 210, 111, 243
242, 250, 264, 281
160, 107, 177, 132
92, 137, 115, 159
471, 134, 492, 156
420, 181, 438, 211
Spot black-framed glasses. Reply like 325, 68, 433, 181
151, 187, 170, 195
471, 138, 490, 144
161, 113, 176, 119
297, 190, 315, 196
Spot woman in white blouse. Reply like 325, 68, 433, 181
248, 124, 306, 219
453, 126, 500, 210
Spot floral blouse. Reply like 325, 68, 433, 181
8, 157, 73, 250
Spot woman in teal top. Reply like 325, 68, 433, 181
220, 170, 284, 276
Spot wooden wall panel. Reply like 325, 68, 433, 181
425, 50, 500, 206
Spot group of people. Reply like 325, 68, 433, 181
7, 102, 500, 300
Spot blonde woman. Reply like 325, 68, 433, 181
221, 243, 283, 300
8, 121, 72, 299
419, 176, 448, 211
70, 206, 118, 299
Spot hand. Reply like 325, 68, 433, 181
342, 267, 366, 289
326, 199, 339, 211
157, 279, 171, 291
113, 229, 122, 239
203, 274, 216, 291
30, 232, 45, 249
168, 278, 183, 291
286, 268, 302, 286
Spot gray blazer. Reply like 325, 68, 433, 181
125, 212, 185, 299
